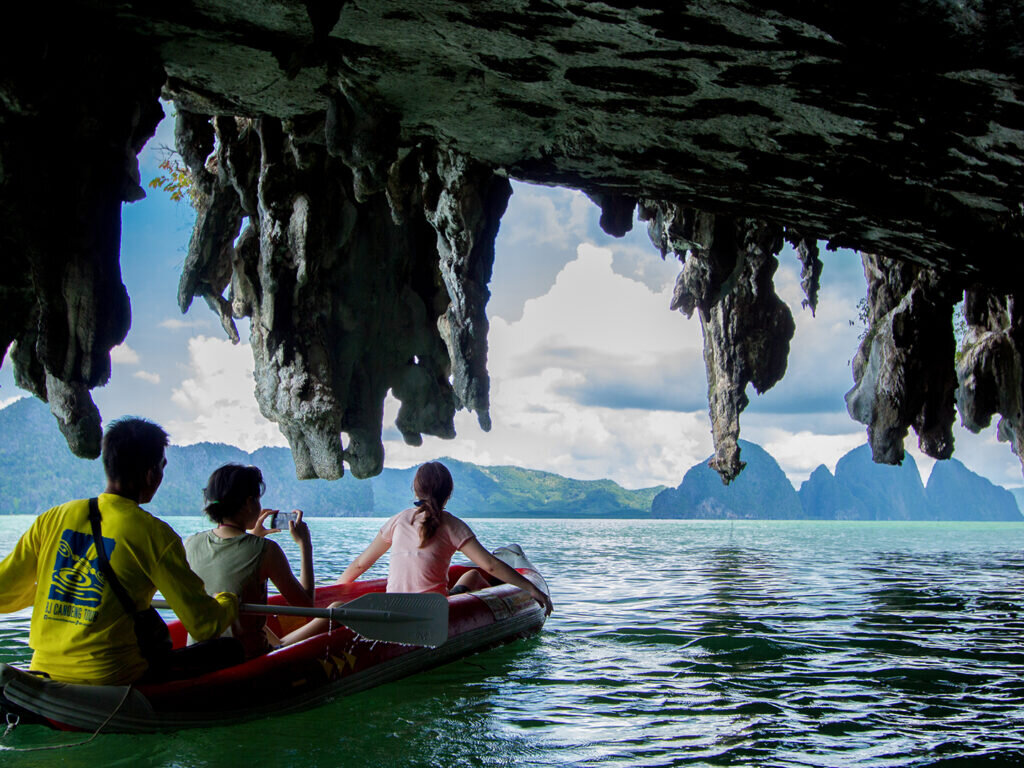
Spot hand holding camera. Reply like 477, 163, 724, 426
267, 509, 310, 546
251, 508, 308, 541
269, 510, 299, 528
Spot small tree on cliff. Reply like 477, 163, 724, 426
147, 146, 202, 208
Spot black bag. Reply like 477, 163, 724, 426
88, 498, 173, 663
130, 606, 174, 661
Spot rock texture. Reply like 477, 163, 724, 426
652, 440, 803, 519
643, 205, 795, 481
799, 446, 1023, 522
175, 113, 510, 479
3, 2, 1024, 479
955, 289, 1024, 470
0, 14, 165, 459
926, 457, 1021, 522
845, 253, 959, 466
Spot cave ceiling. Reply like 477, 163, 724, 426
2, 1, 1023, 482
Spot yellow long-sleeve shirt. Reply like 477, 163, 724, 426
0, 493, 238, 684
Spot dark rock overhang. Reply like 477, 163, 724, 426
2, 2, 1023, 482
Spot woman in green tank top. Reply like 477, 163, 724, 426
184, 464, 314, 658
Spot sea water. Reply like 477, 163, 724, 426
1, 516, 1023, 767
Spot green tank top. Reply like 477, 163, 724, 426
183, 530, 269, 656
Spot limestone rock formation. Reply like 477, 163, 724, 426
652, 440, 803, 519
3, 1, 1024, 480
1, 16, 165, 459
641, 203, 795, 482
831, 444, 930, 521
955, 289, 1024, 467
797, 465, 861, 521
926, 457, 1022, 522
174, 113, 510, 479
845, 253, 959, 466
797, 446, 1021, 521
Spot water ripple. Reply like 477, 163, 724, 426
3, 518, 1024, 767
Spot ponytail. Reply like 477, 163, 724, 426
412, 462, 453, 547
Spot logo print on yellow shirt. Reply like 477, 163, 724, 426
45, 530, 114, 624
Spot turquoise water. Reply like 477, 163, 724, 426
2, 516, 1024, 767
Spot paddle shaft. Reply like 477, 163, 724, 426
150, 591, 450, 647
237, 602, 431, 624
151, 599, 425, 623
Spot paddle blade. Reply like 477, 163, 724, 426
333, 592, 449, 648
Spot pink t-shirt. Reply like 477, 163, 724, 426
380, 507, 475, 595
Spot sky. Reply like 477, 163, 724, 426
2, 109, 1022, 493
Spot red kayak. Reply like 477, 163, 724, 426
0, 545, 548, 733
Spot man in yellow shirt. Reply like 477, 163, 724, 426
0, 417, 239, 685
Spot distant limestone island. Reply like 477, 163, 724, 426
0, 397, 1020, 520
653, 441, 1022, 522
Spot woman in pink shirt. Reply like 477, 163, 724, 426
281, 462, 551, 646
342, 462, 552, 612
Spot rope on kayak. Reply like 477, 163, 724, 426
0, 684, 134, 752
323, 614, 336, 665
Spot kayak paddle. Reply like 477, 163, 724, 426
152, 592, 449, 647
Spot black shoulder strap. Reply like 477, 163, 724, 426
88, 497, 138, 616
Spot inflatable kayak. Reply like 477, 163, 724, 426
0, 545, 547, 733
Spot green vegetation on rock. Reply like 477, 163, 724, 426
0, 399, 661, 518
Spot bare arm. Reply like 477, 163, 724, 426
287, 511, 314, 596
459, 537, 553, 616
335, 533, 391, 584
262, 539, 313, 607
153, 538, 239, 639
0, 523, 40, 613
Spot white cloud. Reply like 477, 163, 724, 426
110, 343, 140, 365
166, 336, 287, 451
753, 427, 866, 486
500, 184, 592, 250
382, 242, 713, 488
382, 394, 711, 491
0, 395, 25, 410
610, 240, 680, 294
490, 184, 599, 322
492, 242, 702, 378
132, 370, 161, 384
160, 317, 213, 330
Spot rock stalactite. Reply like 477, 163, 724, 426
420, 148, 512, 433
640, 202, 795, 483
4, 2, 1024, 481
845, 253, 959, 465
0, 21, 164, 458
956, 289, 1024, 465
788, 234, 823, 316
697, 222, 795, 483
175, 109, 510, 479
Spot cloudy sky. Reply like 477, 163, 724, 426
2, 111, 1021, 492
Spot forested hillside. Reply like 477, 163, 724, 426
0, 398, 662, 517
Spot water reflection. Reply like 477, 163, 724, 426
3, 518, 1024, 767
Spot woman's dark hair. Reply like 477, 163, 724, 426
413, 461, 453, 547
203, 464, 265, 523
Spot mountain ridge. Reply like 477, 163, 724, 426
0, 397, 1019, 521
